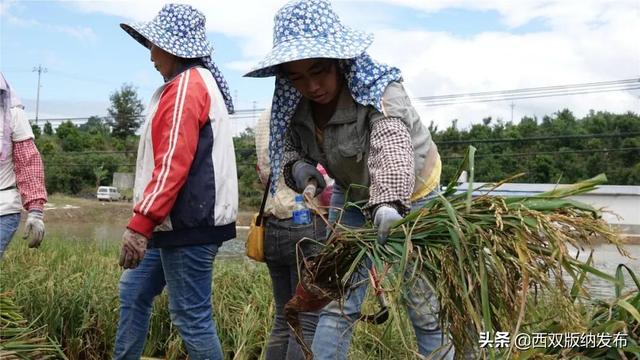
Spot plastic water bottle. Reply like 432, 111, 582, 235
292, 194, 311, 225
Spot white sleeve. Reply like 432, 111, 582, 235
11, 107, 34, 142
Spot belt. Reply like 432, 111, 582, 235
0, 186, 16, 192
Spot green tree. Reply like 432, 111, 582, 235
43, 121, 53, 136
55, 121, 84, 152
107, 84, 144, 139
80, 116, 110, 135
234, 127, 261, 208
93, 164, 109, 189
31, 123, 41, 139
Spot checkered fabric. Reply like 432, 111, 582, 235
244, 0, 403, 194
13, 139, 47, 211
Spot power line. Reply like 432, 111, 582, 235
43, 147, 638, 169
52, 131, 639, 156
27, 78, 640, 122
415, 78, 639, 101
434, 132, 640, 146
441, 147, 640, 160
417, 85, 640, 107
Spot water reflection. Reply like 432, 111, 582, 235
46, 222, 639, 298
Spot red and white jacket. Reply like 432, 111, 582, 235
128, 66, 238, 248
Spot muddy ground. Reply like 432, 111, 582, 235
41, 194, 254, 227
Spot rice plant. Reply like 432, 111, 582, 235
287, 146, 630, 358
0, 291, 67, 359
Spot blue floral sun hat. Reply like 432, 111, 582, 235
121, 3, 234, 113
244, 0, 373, 77
244, 0, 403, 194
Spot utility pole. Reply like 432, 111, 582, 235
252, 100, 257, 121
510, 102, 515, 122
234, 90, 239, 110
32, 65, 47, 125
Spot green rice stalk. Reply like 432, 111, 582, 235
286, 146, 629, 358
1, 292, 67, 359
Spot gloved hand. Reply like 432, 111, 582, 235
292, 161, 325, 195
373, 206, 403, 245
119, 229, 149, 269
303, 182, 317, 201
23, 210, 45, 248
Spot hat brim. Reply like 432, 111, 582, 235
243, 29, 373, 78
120, 22, 213, 59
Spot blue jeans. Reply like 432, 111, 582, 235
113, 244, 222, 360
264, 215, 326, 360
312, 186, 454, 359
0, 213, 21, 258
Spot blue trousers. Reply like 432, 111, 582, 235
0, 213, 21, 258
312, 185, 454, 359
264, 215, 326, 360
113, 244, 223, 360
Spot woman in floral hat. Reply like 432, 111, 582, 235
245, 0, 453, 359
115, 4, 237, 360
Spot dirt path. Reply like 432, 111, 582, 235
43, 194, 254, 226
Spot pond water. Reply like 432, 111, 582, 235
46, 222, 639, 298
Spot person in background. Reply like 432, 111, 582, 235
114, 4, 237, 360
245, 0, 453, 359
255, 109, 333, 360
0, 72, 47, 259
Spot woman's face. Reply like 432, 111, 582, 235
282, 58, 342, 105
149, 43, 179, 81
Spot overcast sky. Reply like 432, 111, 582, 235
1, 0, 638, 134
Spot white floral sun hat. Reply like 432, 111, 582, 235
120, 3, 234, 113
121, 3, 212, 58
244, 0, 374, 78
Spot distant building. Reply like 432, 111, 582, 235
455, 182, 640, 234
113, 172, 134, 190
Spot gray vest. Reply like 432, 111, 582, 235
289, 82, 437, 202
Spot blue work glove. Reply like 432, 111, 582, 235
373, 206, 403, 245
292, 160, 326, 195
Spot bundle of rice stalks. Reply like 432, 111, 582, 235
0, 292, 67, 360
518, 265, 639, 359
285, 146, 628, 358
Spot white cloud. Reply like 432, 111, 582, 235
2, 1, 98, 44
66, 0, 639, 129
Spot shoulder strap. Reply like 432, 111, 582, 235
256, 174, 272, 226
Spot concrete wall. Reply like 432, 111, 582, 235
455, 183, 640, 233
112, 172, 134, 190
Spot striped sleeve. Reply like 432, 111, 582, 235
128, 69, 211, 238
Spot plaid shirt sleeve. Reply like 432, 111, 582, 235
13, 139, 47, 211
362, 117, 415, 219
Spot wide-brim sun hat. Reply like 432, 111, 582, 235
244, 0, 374, 78
120, 3, 213, 59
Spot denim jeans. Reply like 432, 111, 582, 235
0, 213, 21, 258
113, 243, 222, 360
264, 215, 326, 360
312, 185, 454, 360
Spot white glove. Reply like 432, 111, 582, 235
23, 210, 45, 248
373, 206, 402, 245
303, 183, 317, 201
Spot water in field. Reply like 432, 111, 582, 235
44, 221, 639, 298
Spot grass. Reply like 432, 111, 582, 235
0, 237, 424, 359
0, 236, 637, 359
